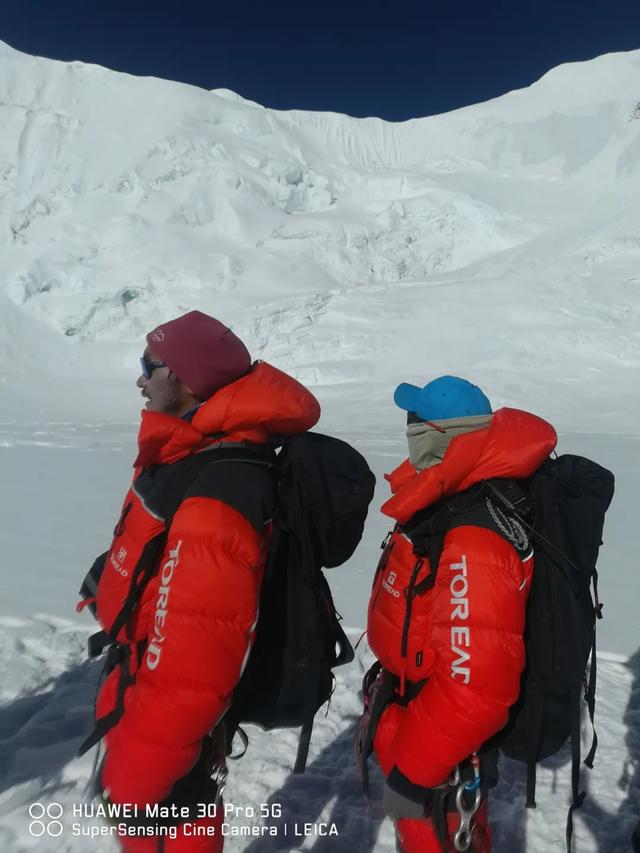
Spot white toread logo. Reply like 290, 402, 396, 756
147, 541, 182, 670
382, 570, 401, 599
449, 555, 471, 684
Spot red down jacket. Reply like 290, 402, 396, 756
92, 362, 320, 807
368, 408, 557, 788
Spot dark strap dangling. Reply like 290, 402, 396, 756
525, 760, 537, 809
293, 717, 314, 774
524, 692, 544, 809
565, 689, 586, 852
78, 646, 134, 756
584, 630, 598, 769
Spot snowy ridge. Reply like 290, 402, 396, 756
0, 41, 639, 422
1, 42, 639, 439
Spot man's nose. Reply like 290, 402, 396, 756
136, 374, 146, 389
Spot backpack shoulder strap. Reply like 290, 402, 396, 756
106, 446, 276, 642
401, 479, 531, 596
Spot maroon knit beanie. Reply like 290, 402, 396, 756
146, 311, 251, 399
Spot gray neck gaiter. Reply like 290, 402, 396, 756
406, 414, 493, 471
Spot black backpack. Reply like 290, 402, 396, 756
79, 432, 375, 773
225, 431, 376, 771
401, 454, 614, 851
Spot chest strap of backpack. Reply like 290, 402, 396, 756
78, 531, 169, 757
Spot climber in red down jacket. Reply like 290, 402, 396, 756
77, 311, 320, 852
361, 375, 557, 853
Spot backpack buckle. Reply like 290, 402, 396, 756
105, 643, 127, 669
87, 630, 110, 658
485, 480, 529, 515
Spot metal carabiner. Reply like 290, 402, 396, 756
453, 783, 482, 852
212, 762, 228, 806
206, 726, 229, 806
448, 765, 461, 787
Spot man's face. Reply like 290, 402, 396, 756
136, 347, 186, 415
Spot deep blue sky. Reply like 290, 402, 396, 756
1, 0, 639, 121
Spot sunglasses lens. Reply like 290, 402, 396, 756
140, 357, 151, 379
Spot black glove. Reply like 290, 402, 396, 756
77, 552, 107, 619
382, 766, 432, 821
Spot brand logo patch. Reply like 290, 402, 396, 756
110, 546, 129, 578
382, 570, 401, 599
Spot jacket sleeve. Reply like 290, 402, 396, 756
101, 494, 267, 806
389, 526, 530, 788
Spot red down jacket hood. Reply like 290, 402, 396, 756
134, 360, 321, 468
382, 407, 557, 524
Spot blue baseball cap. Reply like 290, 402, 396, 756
394, 375, 492, 421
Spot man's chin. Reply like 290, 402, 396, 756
143, 401, 170, 414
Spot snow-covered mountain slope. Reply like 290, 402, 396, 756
0, 41, 639, 430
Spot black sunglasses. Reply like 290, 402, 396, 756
140, 355, 167, 379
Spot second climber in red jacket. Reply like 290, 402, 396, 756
359, 375, 557, 853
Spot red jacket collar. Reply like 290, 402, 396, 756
133, 361, 320, 468
382, 408, 557, 524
